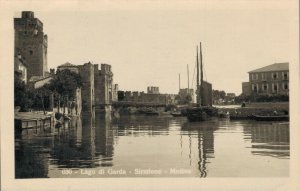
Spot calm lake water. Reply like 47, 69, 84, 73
15, 114, 289, 178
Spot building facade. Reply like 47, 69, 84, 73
242, 82, 251, 96
57, 62, 79, 73
242, 63, 289, 96
31, 76, 53, 89
14, 54, 28, 84
178, 88, 195, 104
14, 11, 48, 81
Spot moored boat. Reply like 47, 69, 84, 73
218, 111, 230, 118
170, 112, 183, 117
229, 115, 253, 120
186, 42, 217, 122
144, 110, 160, 115
186, 106, 218, 122
171, 108, 188, 117
252, 115, 289, 121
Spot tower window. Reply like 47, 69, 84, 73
29, 50, 33, 55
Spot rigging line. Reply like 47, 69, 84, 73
191, 59, 197, 88
201, 47, 208, 82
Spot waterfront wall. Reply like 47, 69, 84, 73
218, 102, 289, 116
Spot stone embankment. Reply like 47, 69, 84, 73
217, 102, 289, 117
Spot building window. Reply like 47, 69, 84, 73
29, 50, 33, 55
272, 72, 278, 80
272, 83, 278, 92
261, 73, 265, 80
252, 84, 258, 92
282, 83, 288, 90
251, 73, 258, 81
282, 72, 288, 80
262, 84, 268, 91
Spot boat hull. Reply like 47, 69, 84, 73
171, 112, 183, 117
253, 115, 289, 121
230, 115, 253, 120
186, 107, 218, 122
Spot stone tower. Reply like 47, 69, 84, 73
78, 62, 95, 113
14, 11, 48, 81
94, 64, 113, 112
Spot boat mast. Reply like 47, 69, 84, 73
179, 73, 181, 91
187, 64, 190, 97
200, 42, 203, 106
196, 45, 200, 106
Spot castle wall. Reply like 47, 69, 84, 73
120, 91, 176, 105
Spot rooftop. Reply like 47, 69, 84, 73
58, 62, 78, 68
249, 62, 289, 73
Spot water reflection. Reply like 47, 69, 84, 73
15, 125, 54, 178
15, 114, 289, 178
116, 115, 170, 136
182, 121, 217, 177
94, 113, 115, 167
50, 112, 117, 169
243, 122, 289, 158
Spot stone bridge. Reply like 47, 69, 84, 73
111, 101, 175, 108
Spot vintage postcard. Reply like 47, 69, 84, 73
1, 0, 299, 190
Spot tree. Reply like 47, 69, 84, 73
14, 73, 33, 111
47, 69, 82, 114
213, 89, 226, 103
184, 94, 192, 104
48, 69, 82, 100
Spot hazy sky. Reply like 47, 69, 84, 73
13, 1, 297, 95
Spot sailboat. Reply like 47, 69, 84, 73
186, 43, 217, 122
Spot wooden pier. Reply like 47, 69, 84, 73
15, 112, 54, 130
